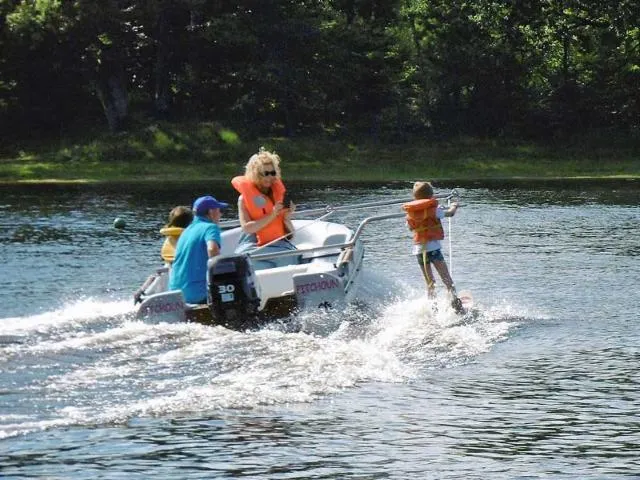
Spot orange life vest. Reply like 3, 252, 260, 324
231, 175, 287, 246
159, 226, 186, 263
402, 198, 444, 243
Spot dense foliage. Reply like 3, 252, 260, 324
2, 0, 639, 143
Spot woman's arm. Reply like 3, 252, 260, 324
237, 196, 284, 234
283, 201, 296, 238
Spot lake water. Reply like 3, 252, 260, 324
1, 180, 639, 479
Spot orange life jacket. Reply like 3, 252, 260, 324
159, 226, 186, 263
231, 175, 287, 246
402, 198, 444, 243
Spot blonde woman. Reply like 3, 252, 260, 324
231, 148, 298, 268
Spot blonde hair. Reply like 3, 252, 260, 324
412, 181, 434, 200
244, 147, 282, 184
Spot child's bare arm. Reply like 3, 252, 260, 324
406, 216, 416, 230
444, 202, 459, 217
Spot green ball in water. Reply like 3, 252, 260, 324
113, 218, 126, 229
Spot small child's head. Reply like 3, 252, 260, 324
412, 181, 434, 200
167, 206, 193, 228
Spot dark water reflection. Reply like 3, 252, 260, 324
1, 179, 639, 479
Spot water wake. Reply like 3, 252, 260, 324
0, 299, 134, 336
0, 284, 529, 439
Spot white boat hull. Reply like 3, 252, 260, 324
135, 219, 364, 329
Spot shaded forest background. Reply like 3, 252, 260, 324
1, 0, 639, 149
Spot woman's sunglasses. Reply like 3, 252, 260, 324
261, 170, 277, 177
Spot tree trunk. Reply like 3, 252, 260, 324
95, 49, 129, 132
187, 4, 204, 114
154, 5, 171, 119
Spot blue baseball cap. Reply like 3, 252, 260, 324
193, 195, 229, 215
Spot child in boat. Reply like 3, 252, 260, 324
134, 205, 193, 303
402, 181, 463, 312
160, 205, 194, 263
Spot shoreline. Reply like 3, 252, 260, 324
1, 175, 638, 187
2, 128, 638, 184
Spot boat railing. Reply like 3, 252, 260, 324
220, 190, 459, 230
248, 211, 406, 262
247, 189, 460, 262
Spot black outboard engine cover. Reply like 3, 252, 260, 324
207, 254, 260, 330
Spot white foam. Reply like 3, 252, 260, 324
1, 285, 528, 438
0, 299, 134, 335
0, 418, 74, 440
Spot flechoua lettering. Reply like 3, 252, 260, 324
296, 278, 340, 295
143, 301, 184, 315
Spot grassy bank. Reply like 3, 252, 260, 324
1, 122, 638, 183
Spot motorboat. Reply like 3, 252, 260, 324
134, 193, 459, 330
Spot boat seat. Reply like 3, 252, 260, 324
255, 263, 311, 307
297, 233, 348, 260
311, 233, 348, 260
323, 233, 348, 246
295, 241, 317, 251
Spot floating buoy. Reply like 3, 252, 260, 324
113, 217, 126, 229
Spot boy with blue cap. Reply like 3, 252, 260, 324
169, 195, 229, 304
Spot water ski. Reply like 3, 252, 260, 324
452, 290, 474, 314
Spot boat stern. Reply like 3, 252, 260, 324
135, 290, 187, 323
293, 271, 346, 310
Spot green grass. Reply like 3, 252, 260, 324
1, 122, 638, 183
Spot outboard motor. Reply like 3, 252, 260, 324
207, 254, 261, 330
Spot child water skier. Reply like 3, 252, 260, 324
402, 181, 464, 313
